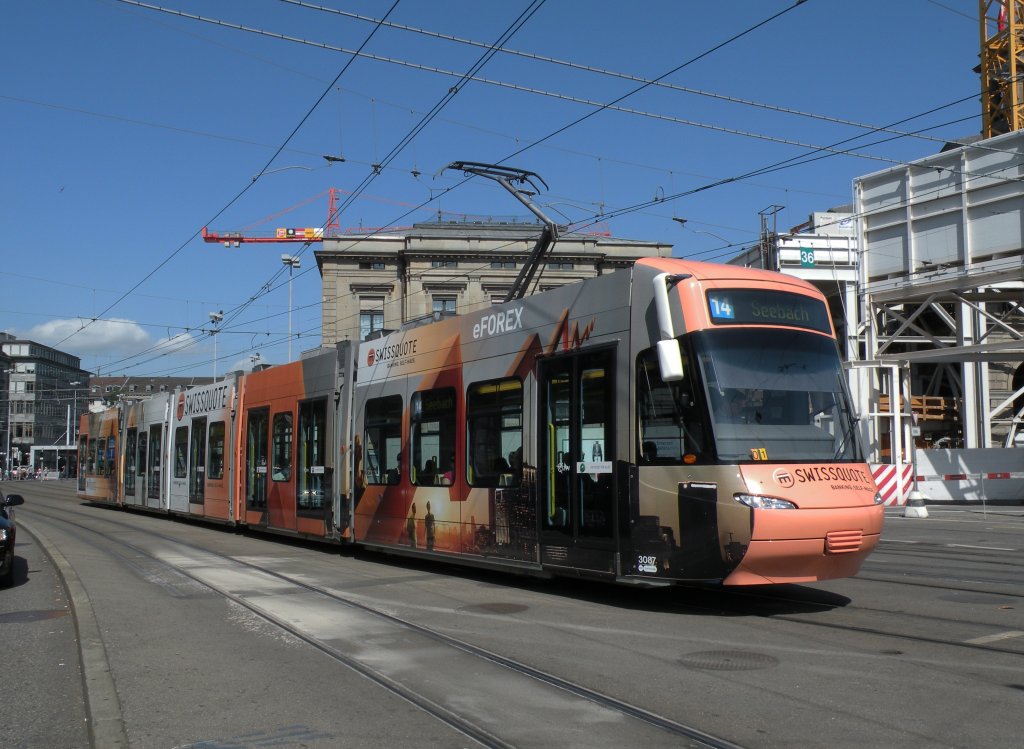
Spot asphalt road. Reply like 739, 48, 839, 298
4, 480, 1024, 749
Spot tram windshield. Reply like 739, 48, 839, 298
694, 328, 861, 463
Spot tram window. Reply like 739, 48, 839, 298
88, 438, 98, 475
467, 378, 522, 488
106, 437, 117, 478
411, 388, 455, 486
364, 395, 402, 486
272, 412, 293, 481
78, 438, 88, 477
174, 426, 188, 478
189, 418, 207, 503
137, 432, 147, 477
246, 409, 270, 508
636, 347, 706, 464
208, 421, 225, 480
297, 399, 327, 511
125, 429, 137, 493
148, 425, 162, 500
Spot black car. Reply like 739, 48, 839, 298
1, 490, 25, 587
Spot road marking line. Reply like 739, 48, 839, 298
965, 631, 1024, 645
947, 544, 1016, 551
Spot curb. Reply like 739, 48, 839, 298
19, 519, 129, 749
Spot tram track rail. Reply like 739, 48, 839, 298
679, 576, 1024, 658
25, 487, 1024, 661
24, 500, 745, 749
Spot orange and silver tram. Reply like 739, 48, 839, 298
77, 258, 883, 586
77, 406, 121, 502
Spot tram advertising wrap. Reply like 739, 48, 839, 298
77, 258, 883, 587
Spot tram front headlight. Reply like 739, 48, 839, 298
873, 492, 885, 505
733, 493, 797, 510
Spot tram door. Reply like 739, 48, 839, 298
538, 348, 616, 572
146, 424, 163, 509
189, 417, 207, 507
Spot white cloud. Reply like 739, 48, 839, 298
152, 331, 202, 354
29, 318, 150, 357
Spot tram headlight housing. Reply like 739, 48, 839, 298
733, 493, 797, 510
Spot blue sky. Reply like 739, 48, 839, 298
2, 0, 981, 377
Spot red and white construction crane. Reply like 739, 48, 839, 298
202, 188, 341, 246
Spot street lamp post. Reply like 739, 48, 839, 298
2, 369, 10, 478
209, 311, 224, 380
281, 254, 301, 361
68, 380, 82, 447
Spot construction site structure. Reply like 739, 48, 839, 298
851, 128, 1024, 503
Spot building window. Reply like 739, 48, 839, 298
549, 261, 574, 270
432, 296, 457, 315
360, 310, 384, 340
490, 261, 516, 269
359, 261, 386, 270
359, 296, 385, 340
431, 260, 457, 268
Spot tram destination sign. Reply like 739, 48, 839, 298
706, 289, 831, 334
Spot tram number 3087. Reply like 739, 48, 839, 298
637, 555, 659, 574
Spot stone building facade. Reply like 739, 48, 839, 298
314, 220, 672, 345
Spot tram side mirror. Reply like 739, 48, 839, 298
656, 339, 685, 382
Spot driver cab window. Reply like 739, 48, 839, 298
636, 347, 707, 464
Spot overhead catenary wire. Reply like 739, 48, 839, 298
48, 0, 403, 355
69, 82, 1005, 378
118, 0, 976, 169
278, 0, 987, 155
96, 98, 1001, 377
61, 0, 1007, 375
94, 0, 550, 376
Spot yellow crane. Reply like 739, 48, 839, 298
980, 1, 1024, 137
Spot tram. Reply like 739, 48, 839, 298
77, 257, 884, 586
77, 405, 120, 502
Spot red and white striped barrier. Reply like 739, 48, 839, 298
871, 463, 914, 506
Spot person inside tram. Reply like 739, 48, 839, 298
508, 447, 522, 477
420, 458, 437, 485
493, 451, 510, 473
440, 453, 455, 485
725, 390, 751, 423
642, 441, 658, 463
